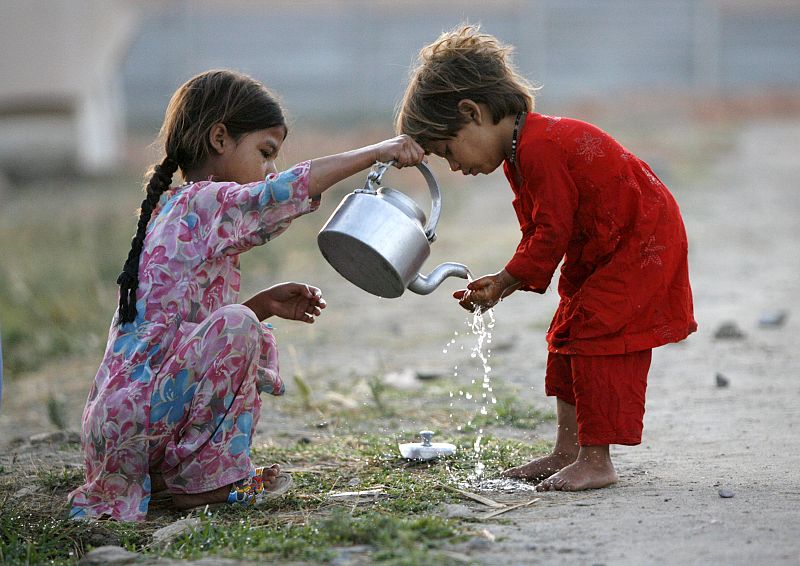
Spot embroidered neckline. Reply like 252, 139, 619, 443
509, 111, 524, 164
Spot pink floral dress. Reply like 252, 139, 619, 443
68, 162, 317, 521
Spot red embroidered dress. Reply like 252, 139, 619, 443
504, 113, 696, 355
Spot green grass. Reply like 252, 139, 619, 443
0, 433, 549, 565
159, 508, 461, 564
0, 500, 148, 566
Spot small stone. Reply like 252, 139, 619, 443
415, 369, 443, 381
715, 373, 730, 388
78, 546, 138, 565
759, 309, 788, 328
714, 322, 745, 340
718, 488, 735, 498
13, 486, 40, 498
442, 503, 473, 519
467, 537, 492, 551
151, 517, 201, 547
331, 545, 372, 566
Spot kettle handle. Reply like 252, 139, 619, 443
365, 161, 441, 243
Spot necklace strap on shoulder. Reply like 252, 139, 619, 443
509, 110, 524, 164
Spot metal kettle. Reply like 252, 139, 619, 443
317, 161, 469, 298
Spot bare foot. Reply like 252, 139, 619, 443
171, 465, 282, 510
502, 451, 577, 483
535, 447, 618, 492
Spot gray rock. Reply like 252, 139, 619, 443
467, 536, 493, 551
13, 485, 40, 498
189, 559, 250, 565
415, 369, 444, 381
714, 322, 745, 340
330, 545, 372, 565
79, 546, 138, 566
443, 503, 473, 519
759, 309, 788, 328
718, 488, 735, 498
151, 517, 201, 547
715, 373, 730, 388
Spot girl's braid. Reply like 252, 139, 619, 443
116, 156, 179, 324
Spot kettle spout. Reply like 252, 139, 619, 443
408, 262, 470, 295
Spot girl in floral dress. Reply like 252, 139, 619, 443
68, 69, 425, 521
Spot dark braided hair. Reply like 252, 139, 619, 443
115, 69, 286, 325
116, 156, 179, 323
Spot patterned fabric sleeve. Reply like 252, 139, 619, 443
192, 161, 318, 260
504, 140, 579, 292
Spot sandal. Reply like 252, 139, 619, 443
217, 467, 293, 508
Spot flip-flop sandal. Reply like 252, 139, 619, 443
205, 467, 293, 510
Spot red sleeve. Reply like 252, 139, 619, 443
504, 139, 578, 293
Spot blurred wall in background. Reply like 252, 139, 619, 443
0, 0, 138, 176
2, 0, 799, 177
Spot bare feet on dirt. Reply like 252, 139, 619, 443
536, 446, 618, 491
501, 451, 578, 483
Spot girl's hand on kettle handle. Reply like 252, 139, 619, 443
374, 135, 426, 168
307, 135, 425, 197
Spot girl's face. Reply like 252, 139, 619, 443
217, 125, 286, 184
426, 107, 508, 176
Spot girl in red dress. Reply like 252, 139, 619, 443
396, 25, 697, 491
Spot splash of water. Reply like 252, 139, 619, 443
468, 307, 495, 480
442, 307, 496, 482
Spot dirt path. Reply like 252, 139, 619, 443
2, 119, 798, 564
448, 119, 800, 565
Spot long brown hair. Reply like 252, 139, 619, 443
116, 70, 286, 324
395, 24, 536, 145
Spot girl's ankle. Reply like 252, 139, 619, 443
172, 484, 231, 510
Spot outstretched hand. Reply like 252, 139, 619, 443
453, 270, 521, 312
243, 283, 326, 323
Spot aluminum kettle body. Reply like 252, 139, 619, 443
317, 162, 469, 298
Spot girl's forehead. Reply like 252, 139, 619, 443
251, 125, 286, 146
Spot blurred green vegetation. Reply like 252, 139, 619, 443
0, 176, 137, 376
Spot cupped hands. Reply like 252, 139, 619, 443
453, 270, 521, 312
243, 282, 326, 323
